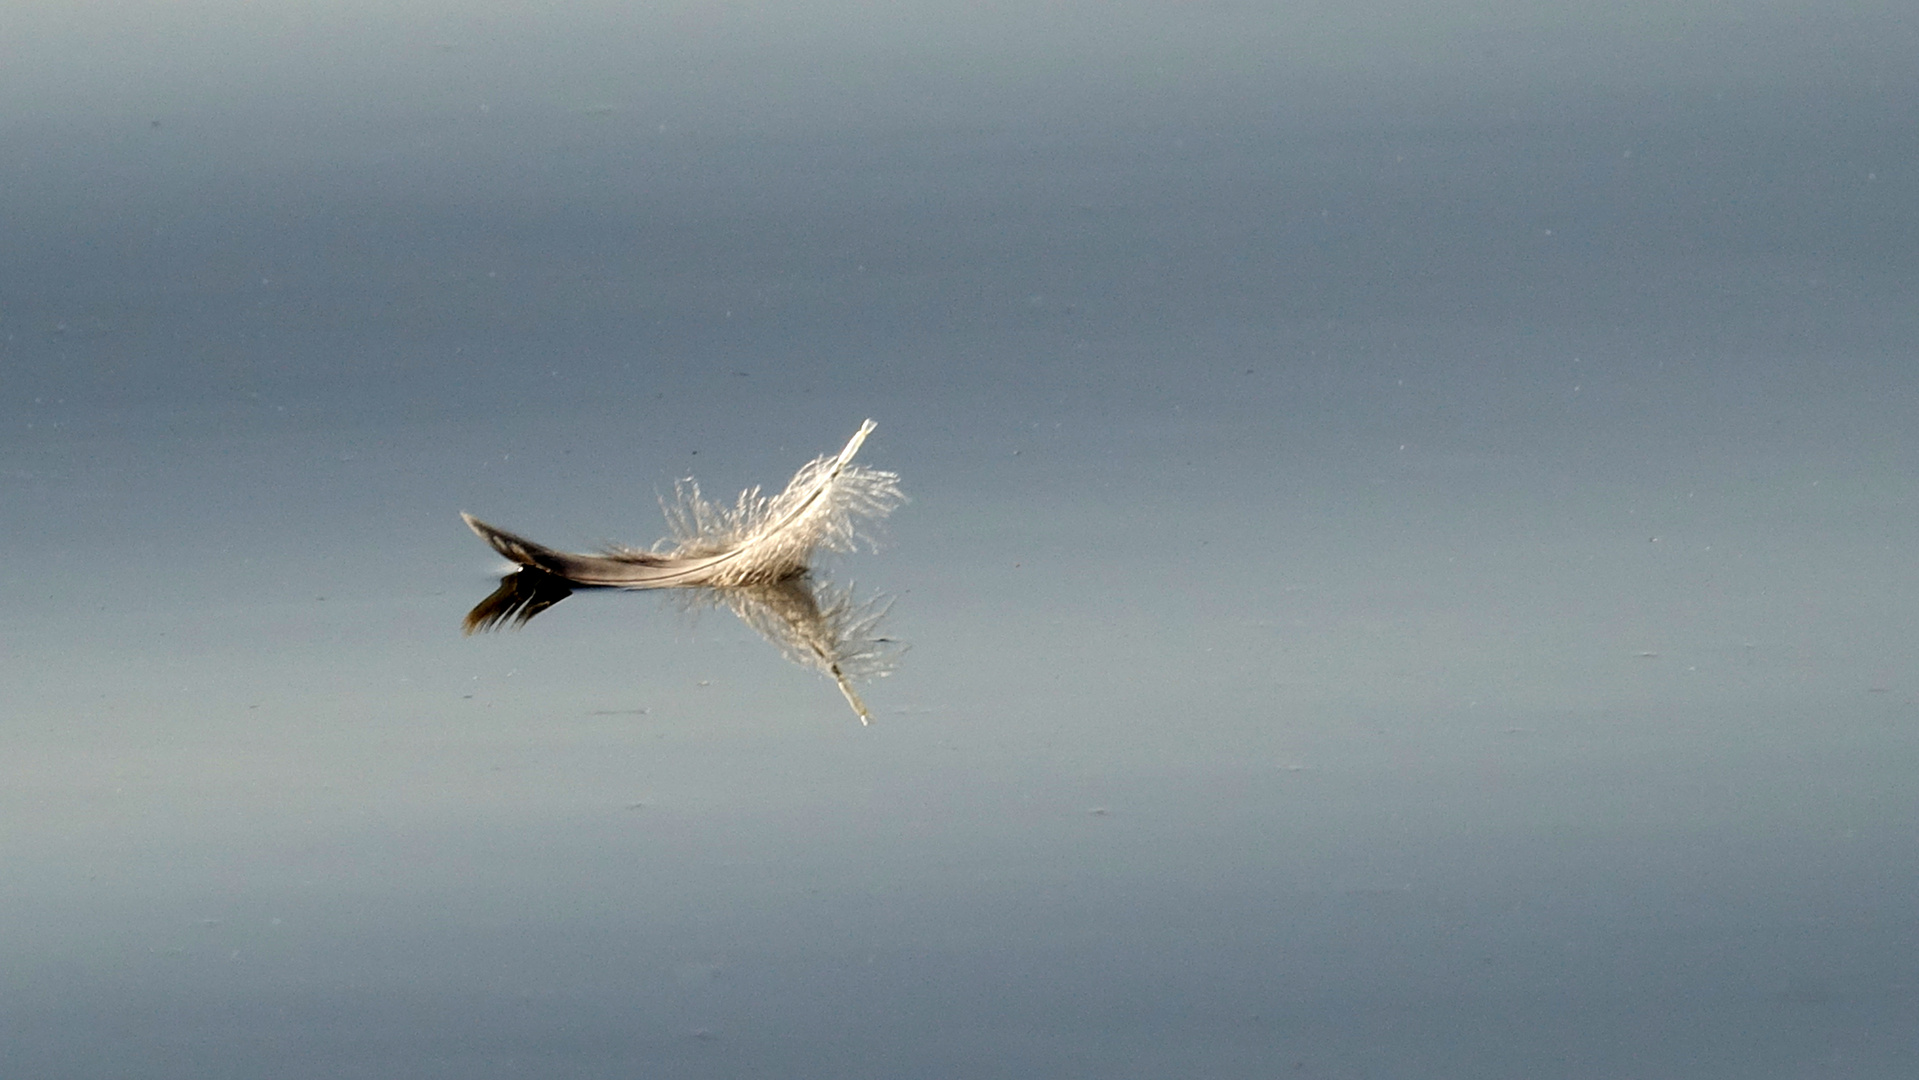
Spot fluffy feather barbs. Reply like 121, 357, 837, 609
462, 420, 903, 589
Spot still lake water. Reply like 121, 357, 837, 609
5, 4, 1918, 1076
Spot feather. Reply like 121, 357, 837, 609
461, 420, 902, 588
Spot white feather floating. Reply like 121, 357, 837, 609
462, 420, 903, 589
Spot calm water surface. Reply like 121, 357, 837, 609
5, 3, 1918, 1077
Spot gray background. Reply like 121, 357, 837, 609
4, 2, 1917, 1076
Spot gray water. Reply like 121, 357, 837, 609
5, 3, 1918, 1077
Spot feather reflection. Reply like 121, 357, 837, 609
462, 570, 902, 724
462, 567, 576, 633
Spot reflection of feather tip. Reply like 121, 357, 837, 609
708, 578, 905, 725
